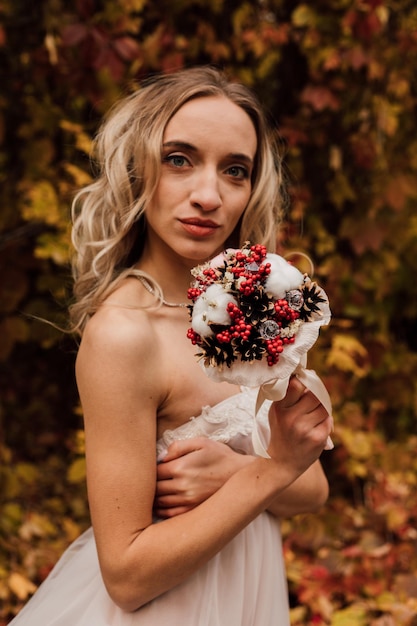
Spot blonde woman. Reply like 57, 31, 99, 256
10, 67, 331, 625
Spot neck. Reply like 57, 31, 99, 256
136, 244, 201, 304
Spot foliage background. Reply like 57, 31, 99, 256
1, 0, 416, 624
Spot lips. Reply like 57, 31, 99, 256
181, 218, 219, 228
179, 218, 220, 237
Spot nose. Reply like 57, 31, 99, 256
189, 168, 222, 212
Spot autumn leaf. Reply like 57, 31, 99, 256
2, 1, 417, 623
67, 457, 86, 484
300, 85, 340, 112
21, 181, 60, 226
326, 334, 369, 378
7, 573, 37, 601
331, 604, 368, 625
291, 5, 317, 29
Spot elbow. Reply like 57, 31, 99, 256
104, 580, 143, 613
101, 564, 152, 613
309, 475, 330, 513
321, 476, 330, 506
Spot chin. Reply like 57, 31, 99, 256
178, 241, 226, 266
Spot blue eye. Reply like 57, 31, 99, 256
164, 155, 188, 167
227, 165, 249, 180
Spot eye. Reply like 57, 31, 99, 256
163, 154, 189, 168
226, 165, 249, 180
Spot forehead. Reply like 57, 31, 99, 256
163, 96, 257, 156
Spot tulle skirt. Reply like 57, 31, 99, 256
9, 513, 289, 626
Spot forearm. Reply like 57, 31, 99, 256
155, 442, 329, 521
102, 457, 296, 612
206, 453, 328, 518
266, 460, 329, 518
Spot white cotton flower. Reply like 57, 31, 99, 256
191, 284, 237, 337
264, 253, 304, 298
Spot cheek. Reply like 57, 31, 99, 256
233, 190, 251, 219
146, 179, 176, 216
153, 175, 184, 209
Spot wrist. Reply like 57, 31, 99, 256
234, 456, 298, 510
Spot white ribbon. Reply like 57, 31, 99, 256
252, 355, 334, 458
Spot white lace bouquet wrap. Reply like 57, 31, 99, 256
187, 243, 333, 457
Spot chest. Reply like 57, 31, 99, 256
154, 323, 239, 438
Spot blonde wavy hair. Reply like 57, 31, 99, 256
69, 66, 286, 335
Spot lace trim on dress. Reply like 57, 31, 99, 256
156, 387, 270, 461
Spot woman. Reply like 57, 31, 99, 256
10, 66, 331, 625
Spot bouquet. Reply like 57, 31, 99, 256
187, 243, 333, 456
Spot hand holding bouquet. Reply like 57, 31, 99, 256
187, 243, 333, 456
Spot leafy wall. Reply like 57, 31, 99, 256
1, 1, 416, 623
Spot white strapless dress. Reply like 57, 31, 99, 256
9, 388, 290, 626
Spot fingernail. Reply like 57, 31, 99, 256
157, 449, 168, 463
324, 436, 334, 450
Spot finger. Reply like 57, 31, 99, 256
281, 377, 306, 408
312, 414, 334, 448
157, 460, 177, 481
154, 493, 186, 508
294, 389, 328, 418
154, 505, 194, 518
162, 437, 206, 463
155, 478, 177, 496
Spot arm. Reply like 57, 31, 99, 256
155, 379, 329, 519
76, 311, 332, 612
156, 446, 328, 519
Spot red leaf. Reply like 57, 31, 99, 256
300, 85, 340, 112
112, 37, 141, 62
61, 23, 88, 47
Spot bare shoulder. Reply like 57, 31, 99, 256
75, 289, 163, 402
77, 275, 160, 359
79, 301, 155, 359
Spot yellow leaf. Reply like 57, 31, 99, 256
291, 5, 317, 28
326, 334, 369, 378
373, 95, 401, 137
386, 505, 409, 531
62, 517, 83, 542
64, 162, 92, 187
22, 180, 60, 225
2, 503, 23, 525
331, 604, 368, 625
289, 605, 308, 622
75, 131, 93, 155
0, 578, 9, 601
327, 171, 356, 209
232, 3, 253, 35
73, 429, 86, 455
337, 427, 373, 460
67, 457, 86, 484
8, 572, 37, 600
16, 462, 39, 485
375, 591, 397, 611
34, 230, 71, 264
19, 513, 57, 541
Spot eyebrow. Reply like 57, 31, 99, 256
162, 141, 254, 166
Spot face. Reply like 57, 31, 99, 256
144, 96, 258, 266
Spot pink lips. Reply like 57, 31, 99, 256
180, 218, 220, 237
